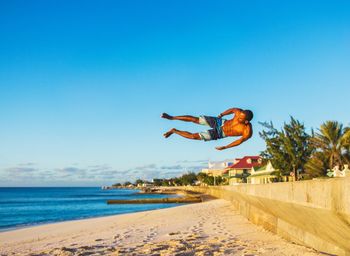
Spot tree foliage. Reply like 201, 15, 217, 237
179, 172, 198, 185
196, 172, 214, 185
135, 179, 144, 185
259, 117, 313, 179
196, 172, 227, 185
305, 121, 350, 178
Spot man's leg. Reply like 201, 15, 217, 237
161, 113, 199, 124
163, 128, 201, 140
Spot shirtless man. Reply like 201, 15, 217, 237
161, 108, 253, 150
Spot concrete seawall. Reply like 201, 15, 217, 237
183, 177, 350, 255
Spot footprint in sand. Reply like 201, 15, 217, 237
168, 231, 181, 236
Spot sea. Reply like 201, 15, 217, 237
0, 187, 180, 231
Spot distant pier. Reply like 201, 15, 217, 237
106, 188, 203, 204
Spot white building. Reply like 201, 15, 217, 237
247, 161, 278, 184
201, 159, 235, 177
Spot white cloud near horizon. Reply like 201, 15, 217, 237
0, 161, 208, 186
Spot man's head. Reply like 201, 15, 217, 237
238, 110, 254, 124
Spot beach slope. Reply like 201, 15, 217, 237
0, 199, 320, 255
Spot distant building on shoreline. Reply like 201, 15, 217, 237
201, 159, 235, 177
226, 156, 262, 185
200, 156, 264, 184
247, 161, 279, 184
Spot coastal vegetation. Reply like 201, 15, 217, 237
259, 117, 313, 180
260, 118, 350, 180
305, 121, 350, 178
112, 172, 227, 188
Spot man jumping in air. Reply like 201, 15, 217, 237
161, 108, 253, 150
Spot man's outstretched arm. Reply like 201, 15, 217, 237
218, 108, 242, 118
215, 125, 252, 150
215, 137, 247, 150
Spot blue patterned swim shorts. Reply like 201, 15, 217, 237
198, 116, 226, 141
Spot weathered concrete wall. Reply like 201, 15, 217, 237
184, 177, 350, 255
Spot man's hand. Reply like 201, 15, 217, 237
215, 146, 226, 150
218, 113, 223, 118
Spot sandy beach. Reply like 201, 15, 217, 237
0, 199, 320, 256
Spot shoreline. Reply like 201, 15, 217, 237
0, 203, 182, 234
0, 187, 186, 234
0, 188, 203, 233
0, 198, 320, 256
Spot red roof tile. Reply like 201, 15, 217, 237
228, 156, 262, 169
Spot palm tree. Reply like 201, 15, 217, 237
305, 121, 350, 177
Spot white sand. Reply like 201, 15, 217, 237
0, 199, 320, 256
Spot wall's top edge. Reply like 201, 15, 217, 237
211, 177, 350, 213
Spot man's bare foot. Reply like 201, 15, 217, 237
163, 129, 176, 138
161, 113, 173, 120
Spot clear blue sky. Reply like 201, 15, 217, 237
0, 0, 349, 186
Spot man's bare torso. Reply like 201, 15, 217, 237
222, 111, 252, 138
